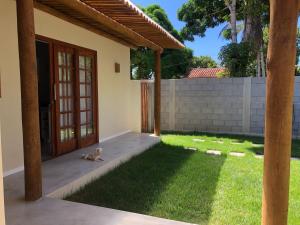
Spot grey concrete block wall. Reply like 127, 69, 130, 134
145, 77, 300, 137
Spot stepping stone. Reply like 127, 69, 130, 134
231, 142, 242, 145
229, 152, 245, 157
206, 150, 221, 156
212, 139, 224, 144
184, 147, 197, 151
193, 139, 205, 142
252, 143, 264, 147
256, 154, 300, 161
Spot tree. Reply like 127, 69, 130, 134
242, 0, 269, 77
178, 0, 244, 42
219, 42, 256, 77
191, 56, 218, 68
131, 5, 193, 79
178, 0, 270, 77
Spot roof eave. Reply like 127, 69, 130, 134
35, 0, 184, 50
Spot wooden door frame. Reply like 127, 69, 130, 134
35, 34, 99, 157
53, 44, 77, 154
75, 49, 99, 148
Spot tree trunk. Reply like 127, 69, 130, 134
225, 0, 237, 43
243, 15, 253, 42
257, 51, 261, 77
262, 1, 298, 224
260, 46, 266, 77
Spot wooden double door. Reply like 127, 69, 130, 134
52, 43, 98, 156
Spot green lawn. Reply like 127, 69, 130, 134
66, 133, 300, 225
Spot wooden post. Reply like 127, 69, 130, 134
154, 50, 161, 136
16, 0, 42, 201
262, 1, 298, 225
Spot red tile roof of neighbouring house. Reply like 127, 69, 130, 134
187, 68, 225, 78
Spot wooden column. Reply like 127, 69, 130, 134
154, 50, 162, 136
262, 1, 298, 224
16, 0, 42, 201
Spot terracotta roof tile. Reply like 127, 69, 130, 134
187, 68, 225, 78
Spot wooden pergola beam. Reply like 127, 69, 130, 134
16, 0, 42, 201
49, 0, 163, 51
262, 1, 298, 224
154, 50, 162, 136
34, 2, 138, 49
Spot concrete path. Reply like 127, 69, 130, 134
4, 133, 194, 225
6, 197, 193, 225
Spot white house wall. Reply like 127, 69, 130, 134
0, 0, 141, 174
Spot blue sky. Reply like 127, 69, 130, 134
132, 0, 230, 63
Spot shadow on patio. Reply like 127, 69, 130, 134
66, 142, 227, 225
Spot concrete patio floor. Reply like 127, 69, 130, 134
4, 132, 194, 225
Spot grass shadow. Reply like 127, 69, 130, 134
65, 142, 227, 224
246, 142, 300, 158
163, 131, 300, 158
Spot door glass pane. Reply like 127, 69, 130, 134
86, 71, 92, 83
67, 69, 71, 81
63, 83, 67, 96
60, 99, 64, 112
87, 98, 92, 109
86, 85, 91, 97
68, 99, 73, 111
68, 113, 72, 126
67, 53, 72, 66
79, 56, 85, 69
57, 49, 76, 144
81, 125, 87, 137
60, 129, 66, 141
64, 114, 68, 127
59, 84, 63, 97
80, 112, 86, 124
63, 68, 66, 81
87, 124, 93, 135
86, 57, 92, 69
58, 52, 65, 66
60, 114, 64, 127
69, 128, 75, 139
88, 111, 92, 124
59, 67, 63, 81
80, 84, 86, 97
68, 83, 73, 96
79, 70, 85, 83
80, 99, 86, 110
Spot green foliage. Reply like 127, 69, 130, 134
191, 56, 218, 68
178, 0, 244, 41
216, 69, 230, 78
131, 4, 193, 80
296, 28, 300, 66
162, 48, 193, 79
219, 42, 256, 77
142, 5, 183, 43
131, 48, 154, 80
296, 66, 300, 76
